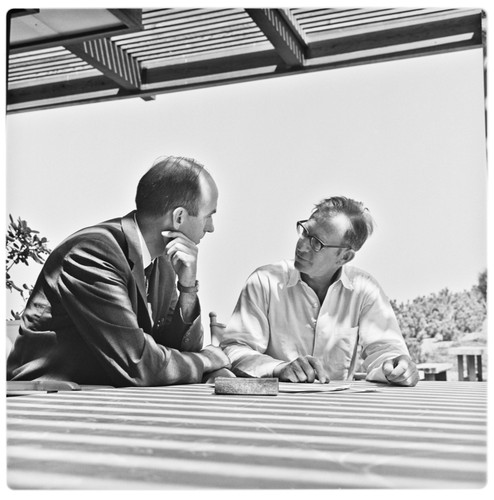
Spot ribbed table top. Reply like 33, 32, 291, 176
6, 380, 487, 489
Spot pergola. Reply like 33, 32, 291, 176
7, 7, 485, 114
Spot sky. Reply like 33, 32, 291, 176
3, 3, 489, 343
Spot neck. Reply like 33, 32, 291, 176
301, 267, 341, 303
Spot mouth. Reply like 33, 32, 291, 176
295, 252, 310, 263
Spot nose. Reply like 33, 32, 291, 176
205, 219, 215, 234
296, 235, 311, 252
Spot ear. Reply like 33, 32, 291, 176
172, 207, 187, 229
340, 249, 355, 265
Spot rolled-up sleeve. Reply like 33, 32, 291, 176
358, 282, 410, 383
219, 272, 285, 377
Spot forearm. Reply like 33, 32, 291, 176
178, 290, 199, 324
222, 342, 285, 378
362, 341, 409, 382
219, 270, 278, 377
129, 339, 207, 385
359, 290, 411, 383
153, 294, 203, 352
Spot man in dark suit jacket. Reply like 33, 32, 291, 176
7, 156, 231, 387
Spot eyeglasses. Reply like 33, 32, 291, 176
296, 220, 350, 252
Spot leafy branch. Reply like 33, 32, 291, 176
6, 215, 51, 318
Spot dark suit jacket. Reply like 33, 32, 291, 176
7, 211, 207, 387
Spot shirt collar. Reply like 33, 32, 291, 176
287, 259, 354, 291
134, 214, 152, 269
339, 266, 354, 290
287, 261, 302, 287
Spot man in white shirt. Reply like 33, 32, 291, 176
219, 196, 419, 386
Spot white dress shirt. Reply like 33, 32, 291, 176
134, 215, 154, 320
134, 215, 152, 270
219, 259, 409, 382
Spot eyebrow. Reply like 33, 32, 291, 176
306, 222, 338, 246
305, 222, 326, 241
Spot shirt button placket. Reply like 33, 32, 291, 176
311, 302, 320, 354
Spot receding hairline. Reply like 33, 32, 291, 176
135, 155, 214, 217
309, 196, 375, 251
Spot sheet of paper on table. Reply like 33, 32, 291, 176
278, 381, 380, 393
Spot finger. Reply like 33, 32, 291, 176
307, 356, 329, 384
387, 369, 408, 384
164, 236, 198, 260
279, 365, 299, 383
307, 356, 330, 383
386, 359, 417, 385
296, 357, 317, 383
392, 369, 417, 386
169, 250, 194, 267
290, 361, 308, 382
166, 239, 198, 256
167, 250, 197, 270
169, 253, 186, 274
390, 358, 408, 378
399, 364, 420, 386
162, 230, 195, 244
382, 359, 394, 377
409, 369, 420, 387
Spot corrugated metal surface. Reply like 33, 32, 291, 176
7, 381, 487, 489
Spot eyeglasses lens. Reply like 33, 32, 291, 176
297, 221, 322, 252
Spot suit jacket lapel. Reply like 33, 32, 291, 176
148, 256, 177, 323
121, 211, 152, 328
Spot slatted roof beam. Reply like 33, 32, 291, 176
67, 38, 143, 92
308, 11, 483, 58
6, 8, 485, 114
246, 9, 307, 67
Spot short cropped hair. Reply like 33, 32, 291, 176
135, 156, 207, 217
311, 196, 375, 251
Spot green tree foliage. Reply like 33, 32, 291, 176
391, 282, 487, 361
6, 215, 51, 318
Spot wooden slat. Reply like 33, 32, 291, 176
8, 48, 89, 81
7, 74, 119, 104
117, 16, 260, 50
144, 48, 280, 84
9, 46, 69, 62
295, 8, 452, 32
141, 8, 239, 27
119, 24, 261, 49
246, 9, 306, 67
9, 54, 83, 71
9, 60, 90, 80
307, 9, 481, 41
67, 38, 141, 90
133, 38, 269, 65
122, 32, 265, 63
308, 12, 482, 58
